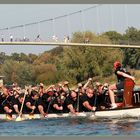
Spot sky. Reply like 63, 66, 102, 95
0, 4, 140, 55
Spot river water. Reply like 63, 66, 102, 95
0, 117, 140, 136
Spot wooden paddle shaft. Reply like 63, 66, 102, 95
19, 90, 27, 115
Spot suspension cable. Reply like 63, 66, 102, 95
66, 14, 71, 37
0, 5, 104, 42
110, 4, 114, 31
0, 5, 103, 31
96, 5, 101, 44
23, 25, 26, 40
124, 4, 129, 45
80, 10, 86, 41
37, 22, 41, 36
52, 18, 56, 36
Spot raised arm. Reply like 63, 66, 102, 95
83, 78, 92, 89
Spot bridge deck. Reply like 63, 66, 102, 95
0, 42, 140, 49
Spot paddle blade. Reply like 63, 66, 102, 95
6, 114, 13, 121
28, 114, 34, 120
15, 116, 24, 122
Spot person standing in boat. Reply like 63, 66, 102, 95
108, 61, 135, 109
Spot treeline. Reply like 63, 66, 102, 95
0, 27, 139, 86
103, 27, 140, 68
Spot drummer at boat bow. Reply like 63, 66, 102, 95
108, 61, 135, 109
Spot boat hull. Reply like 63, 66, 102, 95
1, 107, 140, 121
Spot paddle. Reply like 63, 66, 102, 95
28, 98, 39, 119
28, 88, 40, 119
85, 78, 97, 114
91, 79, 98, 108
15, 88, 28, 122
46, 95, 56, 115
76, 84, 82, 112
63, 81, 71, 96
76, 78, 93, 113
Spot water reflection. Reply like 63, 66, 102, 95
0, 117, 140, 136
108, 119, 136, 135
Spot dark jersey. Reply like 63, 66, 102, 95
115, 67, 131, 90
48, 98, 63, 114
25, 97, 39, 113
1, 95, 15, 110
0, 94, 6, 113
12, 98, 26, 114
0, 95, 16, 114
79, 94, 95, 112
115, 67, 126, 82
37, 97, 49, 113
63, 96, 77, 113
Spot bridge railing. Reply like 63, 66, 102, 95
0, 42, 140, 49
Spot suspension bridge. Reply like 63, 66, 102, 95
0, 4, 140, 52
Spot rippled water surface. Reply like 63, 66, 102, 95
0, 117, 140, 136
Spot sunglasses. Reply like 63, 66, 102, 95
88, 92, 94, 95
72, 96, 77, 99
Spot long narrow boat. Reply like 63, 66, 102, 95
1, 78, 140, 121
1, 106, 140, 121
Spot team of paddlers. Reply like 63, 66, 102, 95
0, 61, 136, 118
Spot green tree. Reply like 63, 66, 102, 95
122, 27, 140, 68
33, 63, 58, 85
53, 31, 123, 84
0, 60, 34, 85
124, 27, 140, 44
103, 31, 123, 44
